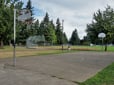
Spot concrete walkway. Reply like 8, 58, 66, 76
0, 51, 114, 85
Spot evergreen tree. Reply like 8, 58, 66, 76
42, 12, 50, 42
26, 0, 33, 15
39, 13, 57, 44
44, 12, 49, 24
0, 0, 23, 47
48, 20, 57, 44
34, 19, 40, 35
63, 32, 68, 44
69, 29, 80, 45
22, 0, 35, 41
56, 18, 62, 44
39, 21, 45, 35
17, 24, 28, 45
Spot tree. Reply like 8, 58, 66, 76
25, 0, 34, 37
86, 6, 114, 51
80, 36, 90, 45
34, 19, 40, 35
39, 21, 45, 35
0, 0, 11, 47
55, 18, 62, 44
48, 20, 57, 44
42, 12, 50, 42
26, 0, 33, 15
17, 23, 29, 45
0, 0, 23, 47
39, 13, 57, 45
44, 12, 49, 24
63, 32, 68, 44
69, 29, 80, 45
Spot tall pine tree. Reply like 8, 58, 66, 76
34, 19, 40, 35
39, 13, 57, 44
63, 32, 68, 44
26, 0, 33, 15
49, 20, 57, 44
56, 18, 62, 44
26, 0, 35, 36
69, 29, 80, 45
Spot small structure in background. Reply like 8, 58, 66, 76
26, 35, 45, 48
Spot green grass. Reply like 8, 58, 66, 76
106, 46, 114, 51
0, 45, 114, 58
79, 63, 114, 85
1, 45, 114, 51
0, 46, 73, 58
71, 45, 114, 52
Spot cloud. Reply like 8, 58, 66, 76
23, 0, 114, 39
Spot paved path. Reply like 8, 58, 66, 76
0, 51, 114, 85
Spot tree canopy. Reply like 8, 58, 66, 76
86, 6, 114, 51
69, 29, 80, 45
0, 0, 23, 47
0, 0, 70, 47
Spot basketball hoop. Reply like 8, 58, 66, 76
17, 8, 32, 22
13, 8, 32, 66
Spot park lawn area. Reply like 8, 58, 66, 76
0, 45, 114, 58
70, 45, 114, 52
0, 46, 65, 58
79, 63, 114, 85
106, 46, 114, 51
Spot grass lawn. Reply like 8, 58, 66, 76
0, 45, 114, 58
72, 45, 114, 51
79, 63, 114, 85
0, 46, 72, 58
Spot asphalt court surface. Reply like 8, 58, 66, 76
0, 51, 114, 85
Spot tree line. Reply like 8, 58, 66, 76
0, 0, 81, 48
1, 0, 114, 50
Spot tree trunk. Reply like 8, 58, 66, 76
104, 44, 107, 51
0, 40, 4, 48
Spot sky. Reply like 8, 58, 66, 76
22, 0, 114, 39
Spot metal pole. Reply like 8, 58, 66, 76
102, 38, 104, 51
13, 9, 16, 66
62, 20, 64, 51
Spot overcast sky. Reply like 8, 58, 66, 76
23, 0, 114, 39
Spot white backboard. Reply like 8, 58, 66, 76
17, 9, 31, 21
98, 33, 106, 38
